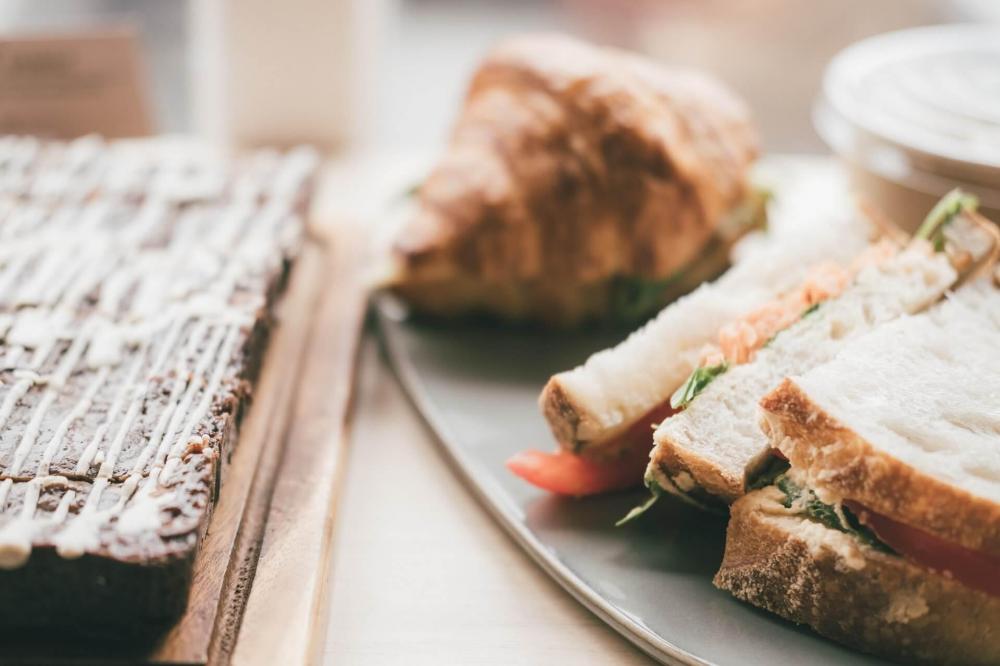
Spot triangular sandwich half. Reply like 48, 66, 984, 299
716, 278, 1000, 664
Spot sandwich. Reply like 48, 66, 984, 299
387, 33, 761, 327
638, 192, 999, 513
716, 277, 1000, 664
508, 178, 878, 496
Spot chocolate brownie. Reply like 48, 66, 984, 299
0, 136, 317, 629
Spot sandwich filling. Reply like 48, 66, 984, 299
670, 241, 897, 410
845, 500, 1000, 598
507, 401, 678, 497
759, 459, 1000, 599
755, 463, 891, 553
671, 189, 983, 411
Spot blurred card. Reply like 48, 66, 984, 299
0, 28, 152, 138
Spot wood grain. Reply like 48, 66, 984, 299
231, 214, 368, 666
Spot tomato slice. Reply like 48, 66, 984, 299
507, 402, 677, 497
844, 500, 1000, 598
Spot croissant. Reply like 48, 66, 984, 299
390, 33, 760, 326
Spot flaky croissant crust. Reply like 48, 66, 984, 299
395, 33, 758, 291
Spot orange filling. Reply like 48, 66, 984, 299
700, 241, 897, 367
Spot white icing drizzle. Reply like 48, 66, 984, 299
0, 339, 57, 432
160, 324, 240, 485
73, 345, 149, 476
126, 322, 210, 480
8, 328, 92, 476
0, 475, 66, 567
0, 135, 316, 566
37, 367, 109, 476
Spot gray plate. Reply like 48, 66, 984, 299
376, 305, 895, 666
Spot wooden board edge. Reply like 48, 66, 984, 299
230, 220, 369, 665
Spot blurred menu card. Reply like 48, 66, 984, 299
0, 28, 151, 138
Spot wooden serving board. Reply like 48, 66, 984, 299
1, 199, 368, 664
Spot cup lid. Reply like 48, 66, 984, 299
816, 24, 1000, 196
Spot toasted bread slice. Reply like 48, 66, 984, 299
760, 279, 1000, 558
715, 486, 1000, 665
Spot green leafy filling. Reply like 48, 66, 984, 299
616, 474, 664, 527
748, 456, 790, 491
915, 188, 978, 252
800, 302, 821, 319
776, 474, 894, 554
670, 362, 728, 410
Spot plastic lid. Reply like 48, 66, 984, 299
815, 24, 1000, 203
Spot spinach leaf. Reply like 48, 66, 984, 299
776, 474, 893, 553
616, 475, 664, 527
670, 362, 729, 410
748, 456, 790, 491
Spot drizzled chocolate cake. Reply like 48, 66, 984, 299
0, 136, 317, 629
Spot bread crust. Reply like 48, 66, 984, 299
649, 434, 747, 503
539, 378, 599, 454
761, 378, 1000, 558
716, 488, 1000, 665
539, 377, 667, 459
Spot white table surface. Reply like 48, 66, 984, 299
322, 337, 654, 665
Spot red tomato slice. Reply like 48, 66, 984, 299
507, 402, 677, 497
845, 500, 1000, 598
505, 446, 648, 497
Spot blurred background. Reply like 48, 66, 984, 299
0, 0, 997, 152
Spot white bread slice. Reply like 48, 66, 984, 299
761, 279, 1000, 557
541, 187, 873, 456
650, 243, 960, 503
715, 486, 1000, 665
